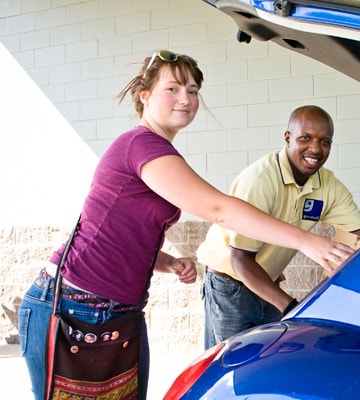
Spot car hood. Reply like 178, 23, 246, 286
202, 0, 360, 82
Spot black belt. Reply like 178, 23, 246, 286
205, 266, 232, 278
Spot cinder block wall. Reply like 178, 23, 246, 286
0, 226, 70, 343
0, 221, 333, 355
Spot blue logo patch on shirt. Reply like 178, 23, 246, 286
302, 199, 323, 221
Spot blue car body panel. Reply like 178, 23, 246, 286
204, 0, 360, 29
201, 0, 360, 82
182, 323, 360, 399
178, 251, 360, 399
252, 0, 360, 29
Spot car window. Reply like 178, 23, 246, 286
286, 250, 360, 328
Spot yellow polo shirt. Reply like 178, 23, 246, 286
196, 147, 360, 281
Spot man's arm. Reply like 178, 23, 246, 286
230, 247, 294, 313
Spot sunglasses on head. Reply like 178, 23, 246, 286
143, 50, 198, 78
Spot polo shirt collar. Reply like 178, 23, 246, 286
277, 147, 321, 191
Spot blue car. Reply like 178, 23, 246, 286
164, 1, 360, 398
164, 249, 360, 399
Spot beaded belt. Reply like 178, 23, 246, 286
35, 268, 138, 311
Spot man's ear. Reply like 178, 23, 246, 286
284, 130, 290, 145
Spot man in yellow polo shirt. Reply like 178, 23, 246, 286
197, 105, 360, 350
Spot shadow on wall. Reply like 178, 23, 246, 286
0, 43, 98, 344
0, 43, 98, 227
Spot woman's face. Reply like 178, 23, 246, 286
140, 65, 200, 139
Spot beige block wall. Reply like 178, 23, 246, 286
0, 221, 333, 356
0, 226, 71, 343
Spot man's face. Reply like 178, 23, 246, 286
285, 113, 333, 186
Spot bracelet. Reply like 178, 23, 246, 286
283, 298, 299, 315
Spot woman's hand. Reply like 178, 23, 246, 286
300, 233, 355, 273
169, 257, 197, 284
155, 251, 197, 283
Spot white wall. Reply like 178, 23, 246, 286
1, 0, 359, 224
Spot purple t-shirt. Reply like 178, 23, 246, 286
50, 126, 182, 305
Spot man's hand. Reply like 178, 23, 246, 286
283, 298, 299, 315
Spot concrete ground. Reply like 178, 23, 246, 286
0, 344, 193, 399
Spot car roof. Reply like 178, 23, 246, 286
202, 0, 360, 82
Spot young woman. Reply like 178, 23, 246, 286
18, 50, 353, 400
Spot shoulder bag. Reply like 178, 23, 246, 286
44, 218, 165, 400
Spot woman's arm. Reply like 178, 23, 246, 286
141, 155, 354, 270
